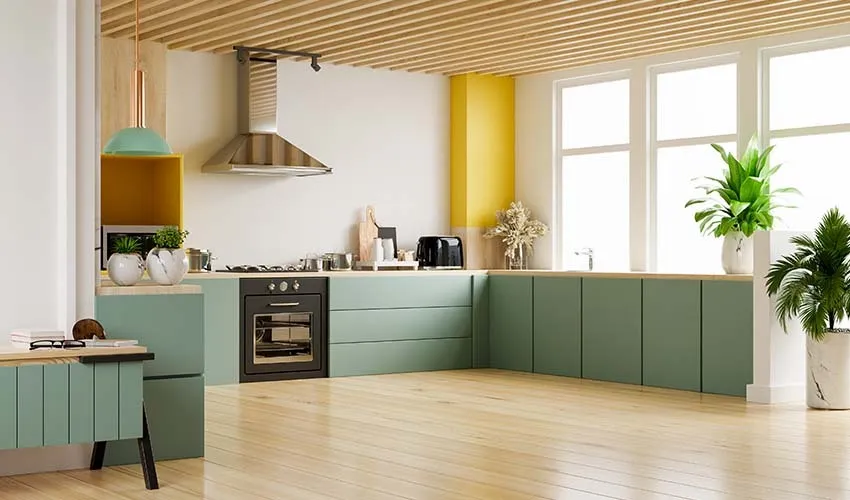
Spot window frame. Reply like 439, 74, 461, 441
554, 70, 631, 270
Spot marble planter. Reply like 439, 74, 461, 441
807, 332, 850, 410
106, 253, 144, 286
721, 231, 753, 274
146, 247, 189, 285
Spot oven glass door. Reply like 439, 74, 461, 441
244, 294, 322, 374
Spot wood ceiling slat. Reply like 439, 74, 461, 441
316, 0, 643, 65
394, 0, 821, 73
100, 0, 172, 25
100, 0, 131, 13
173, 0, 408, 52
103, 0, 269, 38
486, 10, 850, 76
249, 0, 547, 60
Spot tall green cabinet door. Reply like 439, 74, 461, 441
533, 277, 581, 377
184, 278, 240, 386
489, 275, 533, 372
642, 279, 701, 391
702, 280, 753, 396
582, 278, 642, 384
472, 274, 490, 368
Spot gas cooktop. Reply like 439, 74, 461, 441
217, 265, 303, 273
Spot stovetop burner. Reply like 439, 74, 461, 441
218, 265, 302, 273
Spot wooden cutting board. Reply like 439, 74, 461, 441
358, 205, 379, 261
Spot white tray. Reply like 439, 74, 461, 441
356, 260, 420, 271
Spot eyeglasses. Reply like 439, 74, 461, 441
29, 339, 85, 350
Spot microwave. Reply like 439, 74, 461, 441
100, 225, 164, 270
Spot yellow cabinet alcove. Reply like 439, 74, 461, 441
100, 154, 184, 229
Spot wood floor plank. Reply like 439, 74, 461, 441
1, 370, 849, 499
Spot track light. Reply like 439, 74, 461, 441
233, 45, 322, 74
311, 56, 321, 72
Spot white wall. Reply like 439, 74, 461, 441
516, 22, 850, 270
0, 0, 97, 475
168, 52, 450, 266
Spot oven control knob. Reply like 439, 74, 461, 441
293, 280, 300, 291
267, 282, 275, 292
279, 281, 288, 291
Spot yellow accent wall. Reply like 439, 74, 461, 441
101, 154, 184, 228
450, 73, 515, 228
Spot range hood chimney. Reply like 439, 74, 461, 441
203, 46, 331, 177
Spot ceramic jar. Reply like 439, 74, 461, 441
146, 247, 189, 285
106, 253, 144, 286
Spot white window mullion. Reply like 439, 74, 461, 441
769, 123, 850, 140
561, 143, 630, 156
655, 134, 738, 149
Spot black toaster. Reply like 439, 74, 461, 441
416, 236, 464, 269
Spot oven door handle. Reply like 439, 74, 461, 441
268, 302, 300, 307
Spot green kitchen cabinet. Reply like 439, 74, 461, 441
472, 274, 490, 368
184, 278, 240, 385
533, 277, 581, 377
329, 275, 471, 310
104, 375, 205, 466
582, 278, 642, 384
330, 307, 470, 343
642, 279, 701, 391
489, 275, 533, 372
96, 294, 204, 378
702, 280, 753, 397
329, 338, 472, 377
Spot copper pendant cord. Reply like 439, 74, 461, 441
133, 0, 145, 128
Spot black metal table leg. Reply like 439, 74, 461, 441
89, 441, 106, 470
137, 404, 159, 490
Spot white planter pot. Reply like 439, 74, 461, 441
106, 253, 144, 286
807, 333, 850, 410
146, 247, 189, 285
721, 231, 753, 274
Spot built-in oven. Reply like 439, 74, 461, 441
239, 277, 327, 382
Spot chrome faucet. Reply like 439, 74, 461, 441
574, 247, 594, 271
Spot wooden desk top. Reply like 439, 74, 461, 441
0, 344, 148, 363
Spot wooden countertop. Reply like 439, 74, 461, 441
0, 344, 147, 363
96, 281, 203, 296
487, 270, 753, 281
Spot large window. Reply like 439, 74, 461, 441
651, 62, 737, 273
766, 45, 850, 230
559, 77, 630, 271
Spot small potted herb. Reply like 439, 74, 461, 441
107, 236, 145, 286
146, 226, 190, 285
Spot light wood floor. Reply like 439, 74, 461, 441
1, 369, 849, 499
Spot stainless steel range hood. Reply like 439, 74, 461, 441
203, 48, 331, 177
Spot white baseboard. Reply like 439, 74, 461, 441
746, 383, 805, 404
0, 444, 91, 476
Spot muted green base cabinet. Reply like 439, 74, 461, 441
489, 276, 533, 372
581, 278, 642, 384
330, 307, 470, 343
184, 278, 239, 386
642, 279, 701, 391
533, 277, 581, 377
472, 274, 490, 368
329, 338, 471, 377
702, 281, 753, 396
104, 376, 205, 466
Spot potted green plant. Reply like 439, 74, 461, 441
107, 236, 144, 286
685, 135, 798, 274
484, 201, 548, 269
146, 226, 190, 285
766, 208, 850, 409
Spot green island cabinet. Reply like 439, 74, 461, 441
183, 277, 240, 386
328, 275, 477, 377
488, 275, 533, 372
702, 280, 754, 396
642, 279, 701, 391
95, 291, 205, 464
581, 278, 643, 384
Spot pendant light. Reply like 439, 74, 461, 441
103, 0, 172, 156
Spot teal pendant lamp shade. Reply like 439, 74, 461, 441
103, 0, 172, 156
104, 127, 171, 156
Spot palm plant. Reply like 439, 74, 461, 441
765, 208, 850, 341
685, 135, 798, 237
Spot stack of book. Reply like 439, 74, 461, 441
8, 330, 65, 349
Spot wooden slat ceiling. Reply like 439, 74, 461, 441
102, 0, 850, 117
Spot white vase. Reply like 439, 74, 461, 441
721, 231, 753, 274
807, 332, 850, 410
146, 247, 189, 285
106, 253, 144, 286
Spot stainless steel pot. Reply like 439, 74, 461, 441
326, 253, 353, 271
302, 256, 323, 272
186, 248, 215, 272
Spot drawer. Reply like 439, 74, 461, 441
329, 338, 472, 377
329, 275, 471, 310
330, 307, 470, 344
96, 294, 204, 378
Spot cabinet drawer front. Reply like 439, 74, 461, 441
330, 338, 472, 377
96, 294, 204, 378
330, 307, 470, 344
329, 276, 471, 310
